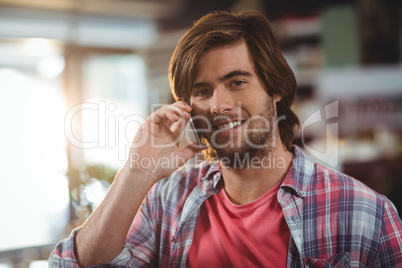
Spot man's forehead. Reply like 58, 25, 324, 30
193, 42, 253, 82
198, 41, 249, 62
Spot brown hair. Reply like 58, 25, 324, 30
169, 10, 299, 150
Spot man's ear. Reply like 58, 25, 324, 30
273, 94, 283, 103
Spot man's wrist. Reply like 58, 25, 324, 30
120, 162, 160, 189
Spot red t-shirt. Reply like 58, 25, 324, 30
187, 179, 290, 267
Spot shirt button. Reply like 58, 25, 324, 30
200, 190, 207, 197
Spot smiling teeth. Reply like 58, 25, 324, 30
218, 121, 242, 130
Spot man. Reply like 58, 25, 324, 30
49, 11, 402, 267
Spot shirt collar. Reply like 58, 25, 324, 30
201, 145, 315, 196
202, 162, 222, 188
281, 145, 315, 197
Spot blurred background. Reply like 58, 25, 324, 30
0, 0, 401, 266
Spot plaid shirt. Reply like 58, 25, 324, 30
49, 146, 402, 267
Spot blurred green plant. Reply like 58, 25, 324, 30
66, 164, 118, 225
84, 164, 118, 184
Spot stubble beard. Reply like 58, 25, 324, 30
205, 98, 277, 168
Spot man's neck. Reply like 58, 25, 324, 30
220, 145, 293, 205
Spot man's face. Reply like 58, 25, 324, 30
189, 41, 280, 165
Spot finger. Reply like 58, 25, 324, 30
171, 117, 189, 137
149, 104, 191, 135
163, 107, 191, 128
161, 104, 190, 121
165, 109, 181, 123
173, 101, 192, 112
167, 103, 191, 120
151, 107, 179, 125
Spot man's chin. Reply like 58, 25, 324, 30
215, 151, 252, 169
213, 146, 250, 162
202, 136, 270, 163
212, 141, 273, 165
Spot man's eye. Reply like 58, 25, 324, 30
232, 81, 245, 87
195, 89, 210, 96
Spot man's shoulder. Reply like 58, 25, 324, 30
312, 161, 386, 202
310, 159, 388, 214
292, 146, 385, 202
149, 159, 217, 201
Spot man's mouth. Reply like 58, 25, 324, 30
214, 120, 245, 131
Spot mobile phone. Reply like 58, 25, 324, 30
178, 117, 202, 150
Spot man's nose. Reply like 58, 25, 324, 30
209, 87, 234, 115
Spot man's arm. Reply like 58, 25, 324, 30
71, 102, 200, 267
74, 167, 154, 266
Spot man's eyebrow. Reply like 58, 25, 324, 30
219, 70, 252, 82
191, 70, 252, 90
191, 81, 209, 90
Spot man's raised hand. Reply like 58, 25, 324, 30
124, 101, 204, 184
